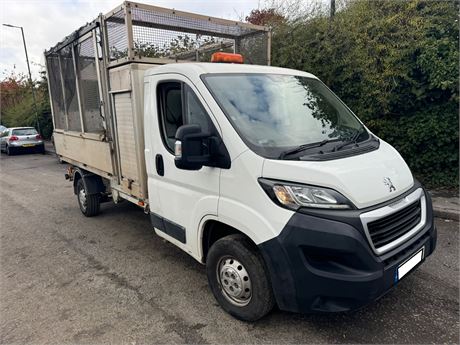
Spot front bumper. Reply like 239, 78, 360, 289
258, 185, 437, 313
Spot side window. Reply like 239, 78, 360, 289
157, 81, 215, 152
157, 82, 183, 152
184, 84, 212, 134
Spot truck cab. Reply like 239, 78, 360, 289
142, 62, 436, 320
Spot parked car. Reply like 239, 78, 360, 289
0, 127, 44, 155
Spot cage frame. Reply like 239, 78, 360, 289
44, 1, 271, 137
101, 1, 271, 68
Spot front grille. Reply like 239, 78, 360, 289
383, 233, 429, 267
368, 200, 422, 249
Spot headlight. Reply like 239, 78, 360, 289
259, 178, 353, 210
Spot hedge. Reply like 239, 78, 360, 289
271, 0, 459, 188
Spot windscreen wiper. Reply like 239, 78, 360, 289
334, 129, 364, 151
279, 139, 330, 159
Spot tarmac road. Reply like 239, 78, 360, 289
1, 153, 458, 344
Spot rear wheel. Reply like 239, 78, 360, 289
6, 145, 14, 156
206, 234, 275, 321
76, 179, 100, 217
37, 145, 45, 154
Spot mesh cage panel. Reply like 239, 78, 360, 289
76, 37, 104, 133
133, 24, 234, 61
60, 46, 81, 131
106, 9, 128, 60
46, 54, 66, 129
129, 6, 268, 64
131, 6, 253, 37
239, 32, 269, 65
45, 3, 270, 136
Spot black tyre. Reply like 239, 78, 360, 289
6, 145, 14, 156
206, 234, 275, 321
37, 145, 45, 154
76, 178, 100, 217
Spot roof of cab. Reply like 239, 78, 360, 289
144, 63, 318, 79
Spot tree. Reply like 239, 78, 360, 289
263, 0, 459, 187
246, 8, 285, 26
0, 69, 52, 138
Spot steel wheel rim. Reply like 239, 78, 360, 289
217, 256, 252, 307
78, 187, 87, 211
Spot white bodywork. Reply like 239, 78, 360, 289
143, 63, 414, 261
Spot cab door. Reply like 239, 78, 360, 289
145, 74, 221, 256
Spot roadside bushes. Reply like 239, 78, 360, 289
0, 71, 53, 139
269, 0, 459, 187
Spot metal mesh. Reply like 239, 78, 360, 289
130, 6, 268, 64
131, 6, 254, 37
132, 24, 234, 61
46, 54, 66, 129
106, 9, 128, 60
45, 2, 270, 135
239, 32, 269, 65
75, 37, 104, 133
59, 46, 81, 132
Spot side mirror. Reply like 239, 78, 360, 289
174, 124, 212, 170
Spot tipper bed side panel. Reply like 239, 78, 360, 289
53, 132, 114, 175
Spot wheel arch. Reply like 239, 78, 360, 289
72, 168, 105, 195
200, 219, 259, 263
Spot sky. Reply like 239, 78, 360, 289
0, 0, 262, 80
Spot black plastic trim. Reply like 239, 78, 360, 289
299, 137, 379, 161
258, 182, 436, 314
150, 212, 186, 244
72, 168, 105, 195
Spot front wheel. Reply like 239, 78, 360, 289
206, 234, 275, 321
76, 179, 100, 217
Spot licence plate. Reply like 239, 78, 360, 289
395, 247, 424, 282
22, 144, 35, 147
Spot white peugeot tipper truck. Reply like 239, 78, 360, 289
45, 1, 437, 321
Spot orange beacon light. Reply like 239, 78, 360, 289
211, 52, 244, 64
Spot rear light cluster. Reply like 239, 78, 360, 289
8, 134, 41, 141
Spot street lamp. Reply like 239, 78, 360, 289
3, 23, 41, 133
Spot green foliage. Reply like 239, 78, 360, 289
1, 71, 53, 139
270, 0, 459, 188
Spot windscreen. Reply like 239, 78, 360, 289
202, 73, 368, 158
12, 128, 38, 136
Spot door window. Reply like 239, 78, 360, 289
184, 84, 212, 134
157, 81, 215, 153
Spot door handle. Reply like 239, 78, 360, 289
155, 154, 164, 176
